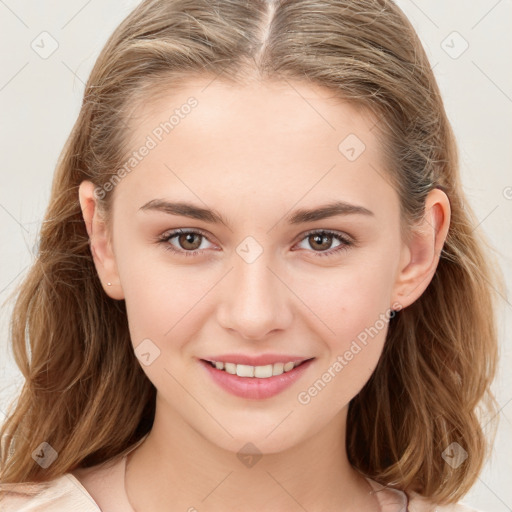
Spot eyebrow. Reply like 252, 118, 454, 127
138, 199, 374, 227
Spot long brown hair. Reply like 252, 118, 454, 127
0, 0, 501, 503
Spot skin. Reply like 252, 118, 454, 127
77, 78, 450, 512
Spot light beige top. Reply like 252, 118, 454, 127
0, 440, 483, 512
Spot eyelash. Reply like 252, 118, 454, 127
156, 228, 354, 258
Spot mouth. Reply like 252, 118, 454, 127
200, 358, 314, 378
199, 357, 315, 400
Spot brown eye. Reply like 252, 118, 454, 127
177, 232, 202, 250
308, 233, 334, 251
295, 230, 353, 257
158, 229, 214, 257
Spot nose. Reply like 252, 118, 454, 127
216, 249, 293, 341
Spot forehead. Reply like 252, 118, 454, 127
113, 77, 395, 220
125, 77, 379, 152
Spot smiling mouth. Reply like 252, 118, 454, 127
201, 358, 314, 379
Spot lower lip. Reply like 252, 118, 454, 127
199, 359, 315, 400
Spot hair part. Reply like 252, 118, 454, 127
0, 0, 501, 504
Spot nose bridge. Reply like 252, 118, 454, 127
217, 239, 291, 339
235, 249, 275, 303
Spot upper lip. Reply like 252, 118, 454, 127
201, 354, 314, 366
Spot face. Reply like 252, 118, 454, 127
85, 78, 412, 454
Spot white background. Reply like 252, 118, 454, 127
0, 1, 511, 510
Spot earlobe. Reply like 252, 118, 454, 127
392, 188, 451, 309
78, 180, 124, 300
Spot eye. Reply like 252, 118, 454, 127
157, 228, 354, 258
157, 228, 216, 257
294, 230, 353, 257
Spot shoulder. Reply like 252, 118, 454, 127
364, 477, 482, 512
408, 491, 484, 512
0, 439, 144, 512
0, 473, 100, 511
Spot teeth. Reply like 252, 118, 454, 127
283, 362, 295, 372
208, 360, 304, 378
254, 365, 273, 378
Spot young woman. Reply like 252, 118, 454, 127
0, 1, 501, 511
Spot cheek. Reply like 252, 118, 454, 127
112, 230, 203, 345
294, 268, 393, 411
120, 261, 214, 348
293, 247, 398, 343
290, 244, 398, 395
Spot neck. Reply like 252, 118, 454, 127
124, 398, 380, 512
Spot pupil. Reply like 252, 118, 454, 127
180, 233, 200, 249
312, 234, 331, 250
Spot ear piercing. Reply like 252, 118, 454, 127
107, 282, 112, 286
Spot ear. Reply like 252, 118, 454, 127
391, 188, 451, 309
78, 180, 125, 300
